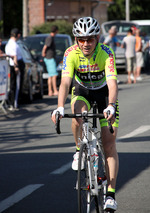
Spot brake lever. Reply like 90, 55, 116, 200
55, 111, 61, 134
107, 110, 114, 134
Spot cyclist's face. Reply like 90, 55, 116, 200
76, 36, 98, 57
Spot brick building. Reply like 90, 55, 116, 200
27, 0, 113, 34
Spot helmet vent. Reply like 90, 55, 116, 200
84, 23, 86, 32
89, 29, 95, 34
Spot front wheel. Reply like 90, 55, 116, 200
78, 144, 101, 213
78, 143, 90, 213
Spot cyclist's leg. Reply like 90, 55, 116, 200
71, 99, 88, 147
96, 86, 119, 211
71, 85, 91, 148
71, 86, 91, 170
101, 126, 119, 190
100, 120, 119, 211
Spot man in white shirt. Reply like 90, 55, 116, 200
121, 29, 136, 84
5, 28, 24, 109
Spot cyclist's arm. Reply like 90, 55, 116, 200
51, 76, 72, 124
107, 79, 118, 105
58, 76, 72, 108
104, 49, 118, 121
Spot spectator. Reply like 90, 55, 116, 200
5, 28, 25, 110
103, 25, 120, 53
42, 25, 59, 96
121, 29, 136, 84
135, 29, 144, 81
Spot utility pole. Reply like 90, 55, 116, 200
23, 0, 29, 37
126, 0, 130, 21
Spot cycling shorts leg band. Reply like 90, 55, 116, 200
71, 95, 91, 111
100, 118, 119, 128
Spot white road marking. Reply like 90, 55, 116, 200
0, 184, 44, 213
51, 126, 150, 173
50, 161, 72, 175
117, 125, 150, 140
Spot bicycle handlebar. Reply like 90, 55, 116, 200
55, 111, 114, 134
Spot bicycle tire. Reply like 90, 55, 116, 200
78, 143, 101, 213
78, 143, 90, 213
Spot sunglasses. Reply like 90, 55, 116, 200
77, 37, 96, 44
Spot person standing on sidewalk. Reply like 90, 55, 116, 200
121, 29, 136, 84
135, 29, 144, 81
5, 28, 24, 110
42, 25, 59, 96
103, 25, 120, 53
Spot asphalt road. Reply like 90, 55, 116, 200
0, 74, 150, 213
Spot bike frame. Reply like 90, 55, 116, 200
82, 114, 99, 196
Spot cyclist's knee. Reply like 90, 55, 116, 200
72, 117, 82, 127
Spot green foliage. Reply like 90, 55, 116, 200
31, 20, 73, 39
3, 0, 22, 38
108, 0, 150, 20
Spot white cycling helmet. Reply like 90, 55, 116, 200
72, 17, 100, 37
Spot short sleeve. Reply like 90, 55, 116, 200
61, 45, 78, 79
105, 49, 118, 81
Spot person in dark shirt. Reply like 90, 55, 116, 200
42, 25, 59, 96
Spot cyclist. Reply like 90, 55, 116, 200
51, 17, 119, 211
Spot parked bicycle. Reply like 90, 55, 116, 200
55, 102, 114, 213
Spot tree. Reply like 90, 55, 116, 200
3, 0, 22, 38
31, 20, 73, 39
108, 0, 150, 20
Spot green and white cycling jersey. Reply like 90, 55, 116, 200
62, 43, 117, 90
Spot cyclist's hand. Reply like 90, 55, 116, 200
103, 106, 115, 124
51, 107, 64, 124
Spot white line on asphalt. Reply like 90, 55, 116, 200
117, 125, 150, 141
0, 184, 44, 213
50, 161, 72, 175
51, 126, 150, 174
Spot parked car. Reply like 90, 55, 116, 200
132, 20, 150, 38
22, 34, 73, 92
1, 40, 44, 103
100, 20, 138, 70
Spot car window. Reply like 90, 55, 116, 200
23, 36, 70, 58
55, 37, 70, 56
18, 42, 32, 62
23, 37, 45, 57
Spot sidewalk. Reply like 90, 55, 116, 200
117, 72, 150, 84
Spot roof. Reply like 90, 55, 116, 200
132, 20, 150, 26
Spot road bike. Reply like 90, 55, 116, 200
55, 102, 114, 213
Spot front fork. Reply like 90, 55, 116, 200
90, 129, 99, 195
